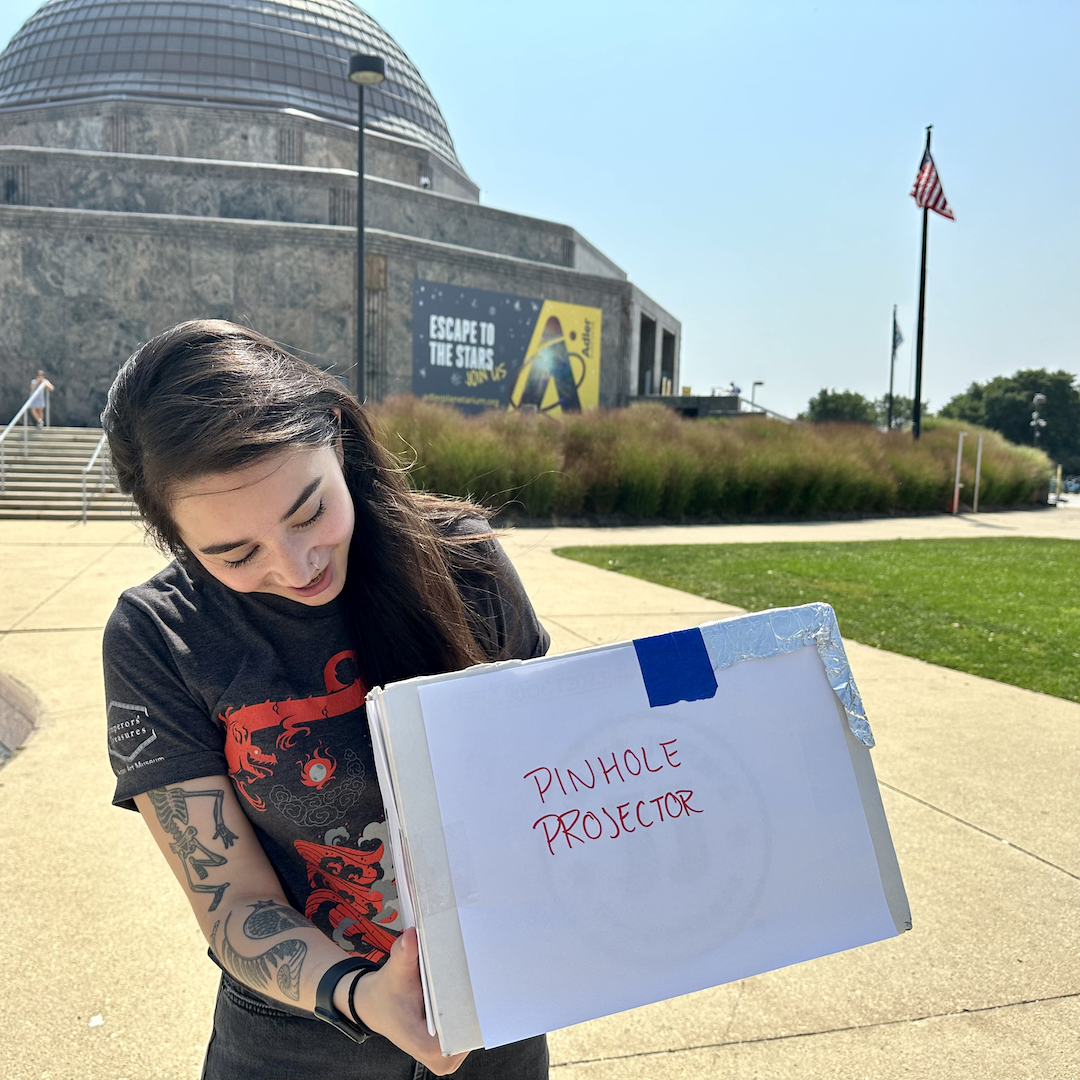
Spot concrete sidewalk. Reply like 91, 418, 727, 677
0, 513, 1077, 1079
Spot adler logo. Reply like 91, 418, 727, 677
581, 320, 593, 359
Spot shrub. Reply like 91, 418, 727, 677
368, 398, 1051, 521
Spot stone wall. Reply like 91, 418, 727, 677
629, 284, 682, 399
0, 207, 355, 425
0, 100, 680, 426
0, 206, 645, 425
0, 146, 626, 275
0, 98, 479, 201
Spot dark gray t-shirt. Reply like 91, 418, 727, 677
104, 526, 548, 963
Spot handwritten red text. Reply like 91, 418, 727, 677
533, 788, 703, 855
523, 739, 681, 804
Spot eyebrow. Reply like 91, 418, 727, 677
197, 477, 323, 556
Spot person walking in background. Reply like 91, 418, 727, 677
29, 370, 54, 426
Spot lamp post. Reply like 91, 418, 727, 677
348, 53, 385, 402
751, 381, 764, 410
1030, 392, 1047, 448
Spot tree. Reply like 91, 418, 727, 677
938, 369, 1080, 470
800, 389, 876, 424
873, 395, 929, 430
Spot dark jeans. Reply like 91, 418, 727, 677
202, 974, 550, 1080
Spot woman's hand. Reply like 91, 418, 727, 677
339, 928, 469, 1076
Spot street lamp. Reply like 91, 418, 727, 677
751, 381, 764, 410
348, 53, 386, 402
1030, 392, 1047, 448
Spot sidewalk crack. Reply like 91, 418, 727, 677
878, 780, 1080, 882
0, 543, 122, 637
551, 990, 1080, 1068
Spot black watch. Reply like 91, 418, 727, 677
313, 956, 381, 1044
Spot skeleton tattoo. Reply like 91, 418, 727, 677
148, 785, 239, 911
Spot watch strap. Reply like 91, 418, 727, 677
313, 956, 381, 1044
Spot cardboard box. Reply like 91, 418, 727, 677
367, 603, 910, 1054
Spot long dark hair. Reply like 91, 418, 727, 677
104, 320, 495, 688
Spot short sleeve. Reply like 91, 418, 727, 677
103, 598, 228, 810
451, 524, 550, 662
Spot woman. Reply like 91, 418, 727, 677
102, 320, 550, 1079
29, 369, 54, 425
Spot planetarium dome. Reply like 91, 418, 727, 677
0, 0, 465, 173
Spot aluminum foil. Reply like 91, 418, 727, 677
699, 603, 873, 747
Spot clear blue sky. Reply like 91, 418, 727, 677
2, 0, 1076, 418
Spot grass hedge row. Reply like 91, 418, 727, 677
370, 398, 1050, 520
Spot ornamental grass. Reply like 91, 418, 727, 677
369, 399, 1050, 521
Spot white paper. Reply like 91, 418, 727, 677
418, 643, 898, 1048
366, 694, 437, 1035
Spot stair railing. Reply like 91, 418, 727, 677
0, 384, 51, 494
81, 431, 110, 523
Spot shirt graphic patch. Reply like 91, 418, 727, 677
107, 700, 165, 775
295, 830, 401, 961
299, 744, 336, 789
219, 650, 366, 810
267, 747, 370, 829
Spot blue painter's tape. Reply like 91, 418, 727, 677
633, 627, 719, 708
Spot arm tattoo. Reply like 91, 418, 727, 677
147, 785, 239, 912
211, 910, 307, 1001
243, 900, 313, 939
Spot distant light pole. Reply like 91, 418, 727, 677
751, 381, 764, 410
1030, 392, 1047, 448
348, 53, 386, 402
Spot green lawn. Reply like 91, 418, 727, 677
554, 538, 1080, 703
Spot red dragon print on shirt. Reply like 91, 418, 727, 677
295, 839, 399, 961
219, 650, 365, 811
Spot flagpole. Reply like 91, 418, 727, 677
912, 125, 932, 440
888, 304, 897, 429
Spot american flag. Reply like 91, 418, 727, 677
910, 149, 955, 220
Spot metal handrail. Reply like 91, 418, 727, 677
81, 430, 110, 523
739, 399, 792, 422
0, 384, 51, 493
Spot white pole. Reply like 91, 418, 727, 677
952, 431, 967, 514
972, 433, 983, 513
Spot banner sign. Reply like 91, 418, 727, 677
412, 280, 601, 416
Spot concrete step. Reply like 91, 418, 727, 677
2, 432, 106, 447
2, 424, 104, 435
0, 471, 118, 484
0, 426, 130, 519
0, 482, 127, 497
0, 494, 130, 508
2, 448, 109, 461
0, 472, 119, 485
0, 491, 128, 502
0, 506, 135, 520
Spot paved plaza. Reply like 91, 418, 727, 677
1, 509, 1078, 1079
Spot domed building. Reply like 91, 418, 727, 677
0, 0, 679, 424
